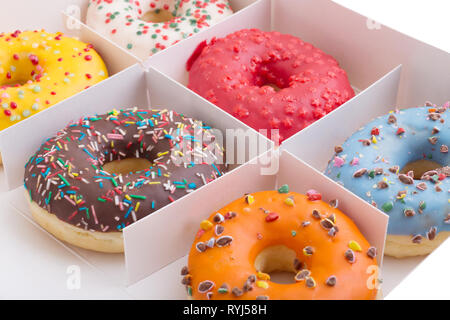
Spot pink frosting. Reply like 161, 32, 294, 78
188, 29, 355, 142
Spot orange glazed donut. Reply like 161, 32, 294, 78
181, 186, 378, 300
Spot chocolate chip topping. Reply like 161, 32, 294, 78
180, 266, 189, 276
444, 214, 450, 224
353, 168, 367, 178
429, 113, 440, 121
216, 235, 233, 247
196, 242, 207, 253
367, 247, 377, 259
388, 114, 397, 124
412, 234, 423, 244
243, 280, 254, 292
320, 218, 334, 230
213, 213, 225, 224
334, 145, 344, 154
225, 211, 237, 219
294, 269, 311, 281
329, 199, 339, 208
328, 227, 338, 237
181, 275, 192, 286
377, 181, 389, 189
421, 170, 439, 181
428, 136, 438, 145
215, 225, 225, 236
427, 227, 437, 241
344, 249, 356, 263
416, 182, 427, 191
328, 213, 337, 223
305, 277, 316, 288
326, 275, 337, 287
303, 246, 314, 255
311, 209, 321, 219
293, 258, 304, 271
389, 165, 400, 174
374, 168, 384, 175
198, 280, 215, 293
404, 208, 416, 217
232, 287, 243, 297
398, 174, 414, 185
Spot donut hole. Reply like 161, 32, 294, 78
254, 245, 298, 284
0, 53, 43, 87
140, 9, 175, 23
400, 159, 443, 180
102, 158, 152, 175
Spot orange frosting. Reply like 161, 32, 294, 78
185, 189, 378, 300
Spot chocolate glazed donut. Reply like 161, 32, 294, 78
24, 108, 226, 253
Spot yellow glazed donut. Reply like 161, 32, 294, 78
0, 30, 108, 131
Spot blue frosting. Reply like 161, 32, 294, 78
325, 106, 449, 238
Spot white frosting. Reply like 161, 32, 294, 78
86, 0, 233, 59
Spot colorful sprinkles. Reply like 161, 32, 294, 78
24, 107, 226, 232
0, 30, 108, 130
86, 0, 233, 58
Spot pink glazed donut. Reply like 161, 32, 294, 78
187, 29, 355, 143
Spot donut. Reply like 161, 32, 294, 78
187, 29, 355, 143
325, 103, 449, 258
181, 187, 378, 300
0, 30, 108, 131
23, 107, 226, 253
86, 0, 233, 58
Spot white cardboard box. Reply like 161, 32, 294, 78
0, 0, 448, 299
0, 0, 274, 295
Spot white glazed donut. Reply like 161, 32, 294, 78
86, 0, 233, 58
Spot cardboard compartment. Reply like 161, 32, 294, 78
0, 192, 131, 299
127, 0, 448, 298
143, 0, 272, 83
0, 3, 139, 77
23, 0, 262, 62
282, 0, 450, 170
282, 67, 402, 172
0, 7, 140, 141
124, 150, 388, 297
0, 64, 148, 190
279, 0, 450, 297
0, 0, 447, 299
144, 0, 399, 104
0, 60, 273, 288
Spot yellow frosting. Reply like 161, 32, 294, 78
0, 30, 108, 130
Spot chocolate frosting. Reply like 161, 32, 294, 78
24, 108, 226, 232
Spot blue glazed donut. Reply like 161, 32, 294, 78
325, 103, 449, 257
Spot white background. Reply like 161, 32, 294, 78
334, 0, 450, 53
